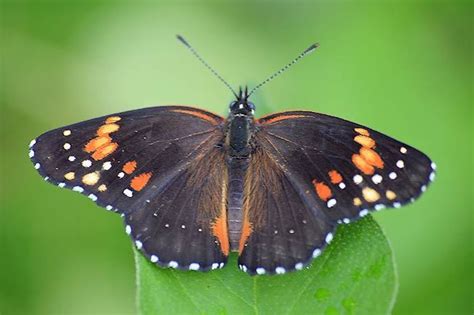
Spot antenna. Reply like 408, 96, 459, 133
248, 43, 319, 97
177, 35, 238, 98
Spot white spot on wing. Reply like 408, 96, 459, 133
118, 172, 125, 178
63, 143, 71, 150
29, 139, 36, 148
82, 160, 92, 168
295, 262, 304, 270
359, 209, 369, 217
72, 186, 84, 193
105, 205, 113, 211
275, 267, 286, 274
372, 174, 383, 184
400, 146, 407, 154
389, 172, 397, 180
123, 189, 133, 197
312, 248, 321, 258
102, 161, 112, 170
211, 263, 219, 270
393, 202, 401, 208
135, 240, 143, 249
353, 174, 363, 184
125, 225, 131, 235
34, 163, 40, 169
431, 162, 437, 170
429, 172, 435, 182
338, 182, 346, 189
325, 233, 333, 244
189, 263, 200, 270
168, 261, 178, 268
29, 150, 34, 158
327, 199, 337, 208
68, 156, 76, 162
88, 194, 97, 201
396, 160, 405, 168
150, 255, 158, 263
63, 130, 71, 136
256, 268, 266, 275
58, 182, 66, 188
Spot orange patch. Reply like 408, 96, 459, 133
97, 123, 120, 136
354, 128, 370, 136
354, 135, 375, 148
212, 215, 229, 256
130, 172, 152, 191
105, 116, 121, 124
122, 161, 137, 174
171, 109, 219, 125
360, 147, 384, 169
260, 114, 307, 124
91, 142, 118, 161
328, 170, 343, 184
238, 218, 253, 254
312, 179, 332, 201
84, 136, 111, 153
352, 154, 375, 175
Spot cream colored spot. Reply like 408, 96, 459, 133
353, 197, 362, 206
63, 143, 71, 150
362, 187, 380, 202
98, 184, 107, 192
63, 130, 71, 136
400, 147, 407, 154
386, 190, 397, 200
82, 172, 100, 186
64, 172, 75, 180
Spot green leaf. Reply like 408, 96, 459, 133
135, 216, 397, 315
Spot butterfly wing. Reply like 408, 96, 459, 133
237, 146, 335, 275
30, 106, 230, 270
238, 111, 435, 274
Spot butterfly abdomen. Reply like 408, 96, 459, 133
227, 158, 250, 251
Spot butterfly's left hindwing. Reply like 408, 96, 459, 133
30, 106, 230, 270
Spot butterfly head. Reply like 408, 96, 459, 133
229, 86, 255, 116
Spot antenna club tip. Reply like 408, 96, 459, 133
176, 34, 190, 47
305, 43, 320, 53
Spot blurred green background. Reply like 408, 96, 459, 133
1, 1, 472, 314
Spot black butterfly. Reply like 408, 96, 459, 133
29, 36, 435, 275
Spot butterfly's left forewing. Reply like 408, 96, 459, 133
238, 110, 435, 274
256, 111, 436, 224
30, 106, 230, 270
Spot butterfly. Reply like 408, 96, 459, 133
29, 36, 435, 275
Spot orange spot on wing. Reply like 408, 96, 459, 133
312, 179, 332, 201
328, 170, 343, 184
130, 172, 152, 191
171, 109, 219, 125
260, 114, 307, 124
360, 147, 384, 169
91, 142, 118, 160
212, 215, 229, 256
354, 135, 375, 148
105, 116, 121, 124
355, 128, 370, 136
122, 161, 137, 174
238, 218, 252, 254
84, 136, 111, 153
97, 123, 120, 136
352, 154, 375, 175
